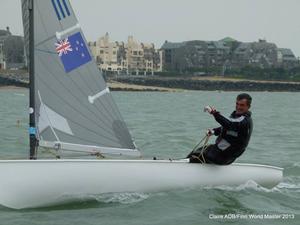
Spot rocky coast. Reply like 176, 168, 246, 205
1, 71, 300, 92
111, 76, 300, 92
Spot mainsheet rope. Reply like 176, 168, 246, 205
190, 133, 211, 163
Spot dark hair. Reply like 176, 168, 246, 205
237, 93, 252, 106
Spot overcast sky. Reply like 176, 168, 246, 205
1, 0, 300, 56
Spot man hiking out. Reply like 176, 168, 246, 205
188, 93, 253, 165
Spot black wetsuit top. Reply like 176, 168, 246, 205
212, 110, 253, 161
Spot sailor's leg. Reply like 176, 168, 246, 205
186, 145, 204, 158
188, 144, 237, 165
204, 146, 236, 165
199, 145, 216, 164
188, 145, 215, 163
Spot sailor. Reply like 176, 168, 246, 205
188, 93, 253, 165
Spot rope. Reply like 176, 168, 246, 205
40, 148, 61, 159
190, 133, 211, 163
39, 148, 106, 159
191, 133, 210, 153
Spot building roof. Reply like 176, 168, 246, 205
278, 48, 295, 57
0, 29, 11, 37
234, 43, 252, 52
161, 41, 186, 49
213, 41, 230, 49
219, 37, 237, 43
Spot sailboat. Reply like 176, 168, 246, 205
0, 0, 282, 209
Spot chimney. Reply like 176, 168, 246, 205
6, 26, 11, 35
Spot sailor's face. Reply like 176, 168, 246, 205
235, 99, 249, 115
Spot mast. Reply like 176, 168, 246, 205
28, 0, 37, 159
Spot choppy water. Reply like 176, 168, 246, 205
0, 88, 299, 225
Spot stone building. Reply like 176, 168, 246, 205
0, 27, 11, 70
161, 39, 231, 73
277, 48, 299, 68
89, 33, 125, 72
231, 39, 279, 69
0, 43, 6, 69
0, 27, 12, 41
0, 27, 25, 69
161, 38, 299, 73
88, 33, 162, 75
126, 36, 161, 74
161, 41, 186, 72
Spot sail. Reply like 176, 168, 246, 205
22, 0, 140, 157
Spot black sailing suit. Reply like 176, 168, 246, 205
189, 111, 253, 165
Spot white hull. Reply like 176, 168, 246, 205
0, 159, 283, 209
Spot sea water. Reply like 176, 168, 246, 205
0, 88, 299, 225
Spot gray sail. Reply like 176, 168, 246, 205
22, 0, 140, 157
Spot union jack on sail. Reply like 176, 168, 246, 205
55, 38, 72, 56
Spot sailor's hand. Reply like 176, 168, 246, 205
206, 129, 214, 136
204, 105, 216, 115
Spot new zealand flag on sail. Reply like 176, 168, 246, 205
55, 32, 92, 73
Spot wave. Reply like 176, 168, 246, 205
204, 178, 300, 194
277, 176, 300, 192
17, 192, 150, 211
277, 182, 300, 191
49, 192, 150, 208
14, 93, 25, 97
93, 192, 149, 204
292, 162, 300, 168
88, 178, 300, 203
205, 180, 280, 193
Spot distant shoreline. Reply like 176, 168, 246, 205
0, 82, 180, 92
0, 85, 25, 89
1, 71, 300, 92
110, 76, 300, 92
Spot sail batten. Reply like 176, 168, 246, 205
22, 0, 138, 156
39, 141, 141, 157
55, 23, 80, 39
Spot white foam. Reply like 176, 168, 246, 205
58, 192, 149, 205
277, 181, 300, 191
94, 192, 149, 204
203, 177, 300, 195
14, 93, 25, 96
206, 180, 281, 193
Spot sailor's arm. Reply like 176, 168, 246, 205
204, 105, 245, 131
212, 111, 245, 131
212, 127, 222, 136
